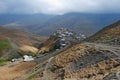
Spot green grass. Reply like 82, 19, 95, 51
0, 59, 4, 64
27, 73, 37, 80
0, 40, 11, 57
0, 59, 8, 65
26, 69, 43, 80
27, 71, 40, 80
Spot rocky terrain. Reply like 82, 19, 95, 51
22, 21, 120, 80
0, 21, 119, 80
25, 43, 119, 80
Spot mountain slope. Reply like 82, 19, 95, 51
22, 22, 120, 80
0, 22, 119, 80
27, 43, 120, 80
0, 26, 46, 46
28, 13, 120, 36
88, 20, 120, 45
0, 14, 53, 27
0, 26, 47, 57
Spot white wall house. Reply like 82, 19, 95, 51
23, 55, 34, 62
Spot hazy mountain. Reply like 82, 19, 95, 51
1, 13, 120, 36
0, 14, 54, 29
34, 13, 120, 36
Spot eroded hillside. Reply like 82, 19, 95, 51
0, 24, 119, 80
26, 43, 120, 80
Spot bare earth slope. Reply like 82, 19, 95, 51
26, 42, 120, 80
0, 26, 46, 46
88, 20, 120, 45
22, 21, 120, 80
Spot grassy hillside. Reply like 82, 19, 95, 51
88, 20, 120, 45
0, 26, 47, 59
0, 40, 11, 57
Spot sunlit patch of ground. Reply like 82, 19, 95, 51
20, 45, 39, 53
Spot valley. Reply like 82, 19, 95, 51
0, 0, 120, 80
0, 15, 120, 80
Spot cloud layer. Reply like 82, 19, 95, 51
0, 0, 120, 14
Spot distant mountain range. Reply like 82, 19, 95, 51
1, 13, 120, 36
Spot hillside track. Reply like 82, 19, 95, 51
83, 42, 120, 58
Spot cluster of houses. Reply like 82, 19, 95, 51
53, 28, 86, 47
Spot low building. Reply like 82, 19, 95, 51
23, 55, 34, 62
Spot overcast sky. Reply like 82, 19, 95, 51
0, 0, 120, 14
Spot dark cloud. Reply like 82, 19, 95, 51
0, 0, 120, 14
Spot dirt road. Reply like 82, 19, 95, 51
83, 42, 120, 57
